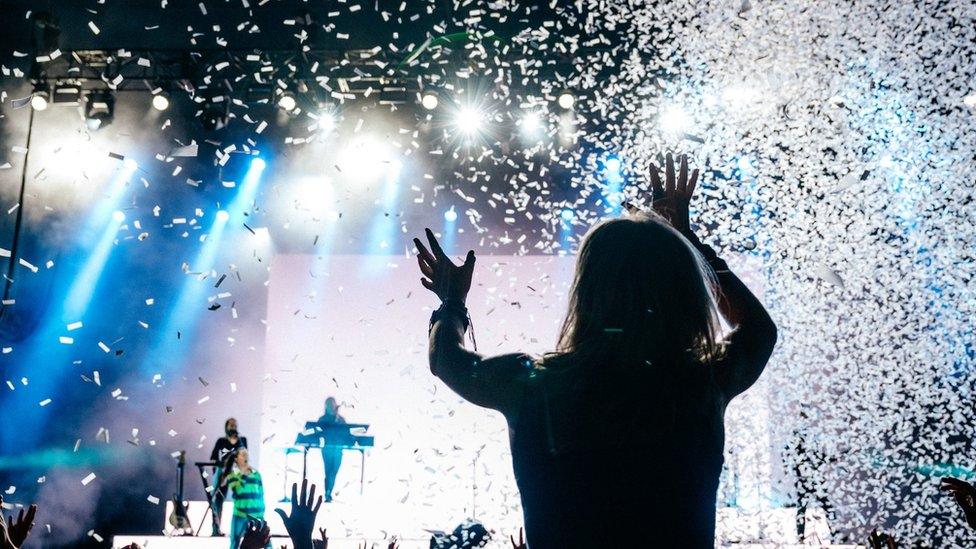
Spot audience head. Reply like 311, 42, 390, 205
235, 447, 250, 469
557, 212, 725, 367
225, 417, 238, 437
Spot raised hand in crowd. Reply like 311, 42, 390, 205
647, 152, 699, 236
940, 477, 976, 528
239, 518, 271, 549
867, 528, 898, 549
0, 496, 37, 549
312, 527, 329, 549
387, 539, 399, 549
415, 227, 476, 304
274, 479, 323, 549
510, 527, 527, 549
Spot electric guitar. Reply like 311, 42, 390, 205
168, 450, 192, 534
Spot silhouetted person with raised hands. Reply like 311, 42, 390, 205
414, 153, 777, 548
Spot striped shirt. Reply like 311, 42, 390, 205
225, 469, 265, 519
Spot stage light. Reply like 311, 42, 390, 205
338, 136, 390, 179
455, 107, 483, 134
444, 208, 458, 222
216, 210, 230, 222
604, 156, 622, 175
250, 157, 267, 172
560, 209, 574, 221
317, 110, 336, 133
557, 91, 575, 110
520, 111, 542, 136
30, 85, 49, 111
278, 93, 297, 112
151, 93, 170, 111
421, 92, 439, 110
659, 105, 690, 134
84, 91, 115, 131
112, 210, 125, 223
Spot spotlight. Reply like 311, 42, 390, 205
316, 110, 336, 133
216, 210, 230, 222
659, 105, 690, 134
421, 92, 439, 110
151, 93, 170, 111
30, 89, 49, 111
112, 210, 126, 223
604, 156, 622, 175
520, 111, 542, 136
443, 208, 458, 222
250, 157, 267, 172
84, 91, 115, 131
455, 107, 483, 134
557, 91, 575, 110
278, 93, 297, 112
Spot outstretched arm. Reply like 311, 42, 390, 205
644, 153, 777, 399
416, 228, 526, 417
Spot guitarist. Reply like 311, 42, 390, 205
209, 418, 247, 536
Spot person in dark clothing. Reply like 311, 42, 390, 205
209, 417, 248, 536
414, 154, 777, 548
317, 397, 346, 502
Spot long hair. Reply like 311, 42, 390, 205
555, 213, 727, 369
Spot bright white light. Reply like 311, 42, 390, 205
455, 107, 483, 134
112, 210, 125, 223
317, 111, 336, 133
659, 105, 690, 134
216, 210, 230, 222
86, 118, 102, 131
338, 137, 390, 180
31, 94, 48, 111
520, 112, 542, 136
557, 92, 575, 110
278, 94, 297, 111
250, 157, 267, 172
560, 209, 574, 221
253, 227, 271, 244
964, 94, 976, 107
152, 94, 170, 111
122, 158, 139, 172
604, 156, 622, 174
421, 93, 439, 110
444, 208, 458, 222
879, 154, 895, 169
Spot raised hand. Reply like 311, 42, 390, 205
387, 538, 399, 549
510, 527, 526, 549
646, 153, 699, 235
867, 528, 898, 549
239, 518, 271, 549
414, 227, 476, 304
941, 477, 976, 528
5, 503, 36, 548
274, 479, 323, 549
312, 527, 329, 549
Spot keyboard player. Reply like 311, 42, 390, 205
318, 397, 345, 502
